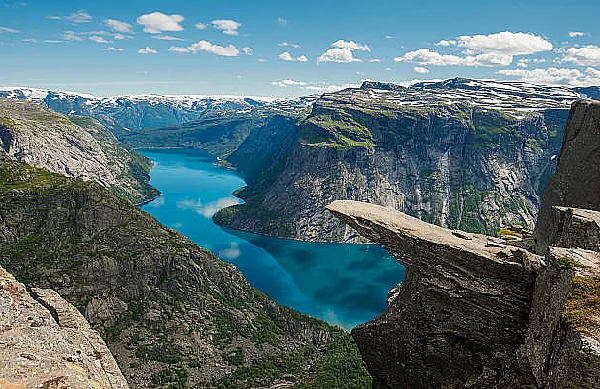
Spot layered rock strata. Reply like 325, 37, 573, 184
328, 200, 600, 388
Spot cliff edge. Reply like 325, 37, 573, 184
0, 265, 128, 388
327, 99, 600, 388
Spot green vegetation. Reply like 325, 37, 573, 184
562, 276, 600, 337
303, 108, 374, 148
557, 256, 586, 271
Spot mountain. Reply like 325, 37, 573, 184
0, 153, 370, 388
214, 78, 590, 241
326, 99, 600, 388
0, 99, 157, 204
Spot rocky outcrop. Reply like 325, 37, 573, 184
0, 157, 370, 388
0, 98, 158, 203
328, 200, 600, 388
535, 100, 600, 253
217, 78, 571, 242
326, 99, 600, 388
0, 265, 128, 388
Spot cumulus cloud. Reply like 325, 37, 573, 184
395, 49, 462, 66
211, 19, 241, 35
105, 19, 132, 33
137, 12, 184, 34
0, 26, 19, 33
105, 47, 124, 52
89, 35, 109, 44
318, 39, 370, 63
138, 47, 158, 54
395, 48, 513, 67
242, 47, 253, 55
219, 242, 241, 260
414, 66, 429, 74
331, 39, 370, 51
563, 46, 600, 67
195, 22, 207, 30
277, 17, 288, 26
368, 58, 382, 63
456, 32, 552, 55
113, 33, 130, 40
569, 31, 585, 38
400, 31, 552, 68
279, 51, 307, 62
169, 40, 239, 56
497, 67, 600, 86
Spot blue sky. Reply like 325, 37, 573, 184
1, 0, 599, 97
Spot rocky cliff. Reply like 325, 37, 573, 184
0, 98, 158, 203
326, 99, 600, 388
0, 154, 370, 388
0, 265, 128, 388
535, 99, 600, 253
216, 78, 573, 242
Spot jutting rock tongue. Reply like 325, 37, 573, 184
535, 99, 600, 253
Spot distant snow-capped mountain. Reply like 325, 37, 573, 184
0, 87, 317, 130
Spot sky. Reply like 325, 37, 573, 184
1, 0, 600, 97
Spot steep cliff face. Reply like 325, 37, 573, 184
217, 79, 571, 241
535, 99, 600, 253
325, 99, 600, 388
0, 265, 128, 388
328, 200, 600, 388
0, 98, 158, 203
0, 156, 370, 388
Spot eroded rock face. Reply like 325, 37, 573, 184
327, 200, 544, 388
535, 100, 600, 253
0, 266, 128, 388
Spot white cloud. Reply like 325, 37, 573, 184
563, 46, 600, 67
456, 31, 552, 55
279, 51, 307, 62
395, 48, 512, 67
105, 19, 132, 33
279, 41, 300, 49
318, 40, 370, 63
0, 26, 19, 33
153, 35, 184, 41
517, 58, 530, 68
384, 35, 393, 39
318, 48, 360, 63
414, 66, 429, 74
211, 19, 241, 35
271, 79, 308, 87
436, 39, 456, 47
168, 46, 190, 53
63, 31, 82, 41
195, 22, 207, 30
497, 66, 600, 86
368, 58, 382, 63
138, 47, 158, 54
170, 40, 239, 56
303, 83, 360, 93
105, 47, 124, 52
277, 17, 287, 26
89, 35, 109, 44
395, 49, 462, 66
113, 34, 128, 40
569, 31, 585, 38
137, 12, 184, 34
257, 58, 267, 62
219, 242, 241, 260
331, 39, 370, 51
242, 47, 253, 55
65, 10, 92, 23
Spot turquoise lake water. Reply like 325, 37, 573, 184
139, 148, 405, 329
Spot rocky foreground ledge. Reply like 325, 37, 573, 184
328, 200, 600, 388
0, 266, 128, 388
